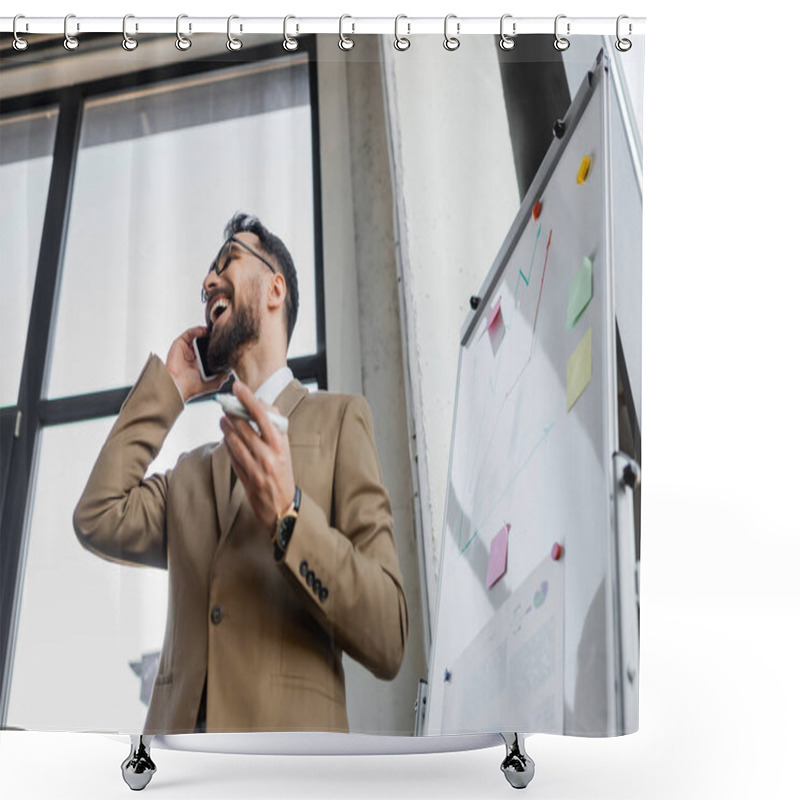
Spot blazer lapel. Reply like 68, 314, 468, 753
274, 378, 309, 419
211, 442, 232, 539
213, 379, 309, 547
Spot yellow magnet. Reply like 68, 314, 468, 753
577, 155, 592, 184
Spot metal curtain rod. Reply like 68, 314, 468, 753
1, 15, 645, 37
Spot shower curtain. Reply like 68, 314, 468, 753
0, 22, 643, 754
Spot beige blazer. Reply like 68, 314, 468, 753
73, 354, 408, 734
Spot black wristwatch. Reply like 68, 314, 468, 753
273, 485, 301, 562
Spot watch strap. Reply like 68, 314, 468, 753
273, 485, 302, 561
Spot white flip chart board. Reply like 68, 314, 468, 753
427, 51, 637, 737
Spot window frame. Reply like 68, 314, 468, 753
0, 37, 326, 726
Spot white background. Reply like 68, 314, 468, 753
2, 1, 798, 798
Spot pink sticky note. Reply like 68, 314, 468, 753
486, 523, 510, 590
488, 298, 503, 329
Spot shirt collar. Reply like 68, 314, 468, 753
254, 365, 294, 407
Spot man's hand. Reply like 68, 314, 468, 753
166, 326, 229, 403
221, 381, 296, 533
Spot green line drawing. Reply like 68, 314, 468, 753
460, 530, 478, 553
512, 223, 542, 302
458, 509, 478, 553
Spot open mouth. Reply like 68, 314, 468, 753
208, 295, 231, 328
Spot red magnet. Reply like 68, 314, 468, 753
532, 200, 542, 221
551, 542, 564, 561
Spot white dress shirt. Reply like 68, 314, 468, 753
253, 365, 294, 407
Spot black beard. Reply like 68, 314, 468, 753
207, 300, 259, 373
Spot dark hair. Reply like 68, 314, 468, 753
223, 212, 299, 346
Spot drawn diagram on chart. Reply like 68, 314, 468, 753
456, 221, 558, 557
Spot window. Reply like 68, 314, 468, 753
6, 403, 220, 730
49, 60, 319, 398
0, 39, 324, 729
0, 106, 58, 406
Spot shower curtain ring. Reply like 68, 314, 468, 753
499, 14, 516, 50
443, 14, 460, 51
553, 14, 570, 51
339, 15, 355, 51
394, 15, 410, 51
283, 15, 299, 51
615, 15, 633, 51
227, 15, 243, 51
63, 13, 79, 51
122, 15, 138, 51
12, 15, 29, 51
175, 14, 191, 50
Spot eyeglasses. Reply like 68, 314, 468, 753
201, 235, 277, 304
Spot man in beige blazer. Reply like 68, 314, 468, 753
73, 213, 408, 734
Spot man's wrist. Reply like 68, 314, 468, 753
273, 486, 302, 561
166, 368, 188, 405
277, 486, 301, 521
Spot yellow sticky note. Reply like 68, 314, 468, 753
566, 327, 592, 411
577, 155, 592, 184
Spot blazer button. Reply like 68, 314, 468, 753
210, 606, 223, 625
300, 560, 308, 577
319, 587, 329, 602
313, 578, 322, 596
306, 569, 315, 588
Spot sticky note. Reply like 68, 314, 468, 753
488, 298, 505, 355
488, 298, 503, 329
566, 256, 593, 329
566, 327, 592, 411
486, 523, 510, 590
577, 155, 592, 184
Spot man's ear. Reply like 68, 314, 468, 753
267, 272, 286, 310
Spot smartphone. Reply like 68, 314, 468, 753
192, 335, 224, 383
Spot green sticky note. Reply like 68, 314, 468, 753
566, 257, 593, 329
566, 327, 592, 411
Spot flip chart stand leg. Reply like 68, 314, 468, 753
500, 732, 535, 789
121, 734, 156, 791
